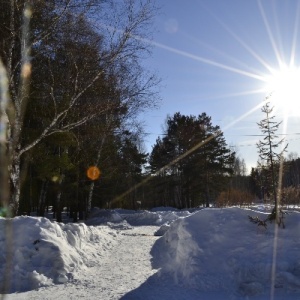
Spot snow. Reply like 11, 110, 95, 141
0, 216, 116, 293
1, 206, 300, 299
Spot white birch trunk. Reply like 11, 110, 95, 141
7, 3, 32, 216
0, 59, 11, 216
10, 155, 21, 215
87, 137, 106, 215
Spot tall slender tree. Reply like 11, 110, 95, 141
256, 101, 288, 223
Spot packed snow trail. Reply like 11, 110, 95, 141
3, 208, 300, 300
4, 226, 159, 300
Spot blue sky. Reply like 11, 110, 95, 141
140, 0, 300, 171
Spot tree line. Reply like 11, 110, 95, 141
18, 110, 239, 217
217, 102, 299, 212
250, 156, 300, 207
1, 2, 299, 220
0, 0, 159, 219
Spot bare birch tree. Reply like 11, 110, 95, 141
0, 0, 159, 216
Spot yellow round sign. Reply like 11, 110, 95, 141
87, 166, 101, 180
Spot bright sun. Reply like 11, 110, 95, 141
263, 64, 300, 115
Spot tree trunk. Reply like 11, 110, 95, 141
0, 59, 11, 216
38, 180, 49, 217
10, 155, 21, 215
87, 137, 105, 216
56, 190, 62, 223
7, 2, 32, 216
205, 170, 210, 207
87, 181, 95, 214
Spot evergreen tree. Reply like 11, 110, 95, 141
256, 101, 288, 223
149, 112, 235, 208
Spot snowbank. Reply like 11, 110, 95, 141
121, 209, 192, 226
86, 207, 193, 227
151, 208, 300, 298
0, 216, 115, 293
2, 207, 300, 299
85, 208, 123, 225
0, 207, 191, 294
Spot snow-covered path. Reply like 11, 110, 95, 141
76, 226, 159, 299
4, 226, 159, 300
3, 208, 300, 300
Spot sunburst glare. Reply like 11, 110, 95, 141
262, 64, 300, 115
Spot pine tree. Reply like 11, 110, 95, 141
149, 112, 235, 208
256, 101, 288, 223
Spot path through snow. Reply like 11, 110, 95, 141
4, 226, 159, 300
3, 208, 300, 300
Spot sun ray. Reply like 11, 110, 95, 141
92, 20, 266, 82
199, 89, 267, 102
290, 1, 300, 66
271, 1, 285, 65
257, 0, 283, 67
94, 17, 274, 85
150, 40, 266, 81
222, 102, 263, 132
181, 31, 261, 74
206, 8, 274, 73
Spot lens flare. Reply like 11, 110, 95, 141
263, 64, 300, 114
87, 166, 101, 180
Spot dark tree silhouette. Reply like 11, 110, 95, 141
256, 101, 288, 223
149, 112, 235, 208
